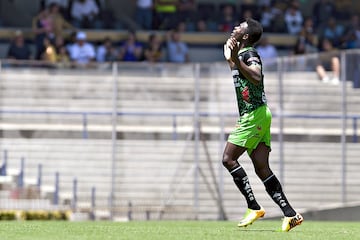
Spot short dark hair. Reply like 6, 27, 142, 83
246, 18, 263, 44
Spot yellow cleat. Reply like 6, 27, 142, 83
281, 213, 303, 232
237, 206, 265, 227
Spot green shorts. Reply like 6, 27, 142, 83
227, 105, 272, 155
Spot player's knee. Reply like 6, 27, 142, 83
222, 153, 235, 170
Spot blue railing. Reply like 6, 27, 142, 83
0, 109, 359, 142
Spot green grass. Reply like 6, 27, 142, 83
0, 220, 359, 240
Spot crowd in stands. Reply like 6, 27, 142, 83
2, 0, 360, 81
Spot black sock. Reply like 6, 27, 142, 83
230, 166, 261, 210
263, 174, 296, 217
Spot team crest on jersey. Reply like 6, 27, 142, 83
242, 86, 249, 102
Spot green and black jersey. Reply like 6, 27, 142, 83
231, 47, 267, 116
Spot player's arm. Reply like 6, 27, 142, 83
226, 38, 262, 85
232, 54, 262, 85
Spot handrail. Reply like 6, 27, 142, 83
0, 109, 359, 142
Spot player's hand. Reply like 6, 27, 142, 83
225, 37, 240, 61
223, 43, 231, 60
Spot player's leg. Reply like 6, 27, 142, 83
222, 142, 265, 227
250, 142, 303, 231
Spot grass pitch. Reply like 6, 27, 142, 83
0, 220, 359, 240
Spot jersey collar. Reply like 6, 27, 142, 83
238, 47, 254, 54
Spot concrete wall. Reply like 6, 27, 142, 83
301, 203, 360, 221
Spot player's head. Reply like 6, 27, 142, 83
246, 18, 263, 44
231, 18, 263, 45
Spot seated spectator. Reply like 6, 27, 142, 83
260, 1, 286, 33
195, 19, 208, 32
143, 33, 163, 62
118, 31, 143, 62
312, 0, 337, 31
240, 9, 253, 23
52, 35, 71, 68
319, 17, 345, 48
316, 38, 340, 85
296, 17, 318, 53
7, 30, 32, 61
260, 4, 276, 32
135, 0, 153, 30
56, 45, 71, 68
32, 7, 54, 59
166, 29, 189, 63
70, 0, 100, 28
284, 1, 303, 35
68, 31, 96, 67
96, 37, 118, 62
218, 4, 239, 32
341, 14, 360, 49
41, 36, 57, 64
256, 36, 278, 70
153, 0, 178, 30
176, 0, 196, 23
49, 3, 75, 38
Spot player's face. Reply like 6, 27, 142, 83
231, 22, 248, 42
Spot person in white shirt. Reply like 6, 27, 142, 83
284, 3, 303, 35
69, 31, 95, 67
71, 0, 99, 28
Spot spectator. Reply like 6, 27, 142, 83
319, 17, 345, 48
260, 4, 276, 32
70, 0, 100, 28
256, 36, 278, 70
118, 31, 143, 62
312, 0, 337, 31
143, 33, 163, 62
196, 19, 208, 32
41, 0, 69, 18
166, 29, 189, 63
284, 2, 303, 35
260, 1, 285, 33
68, 31, 96, 67
41, 36, 57, 64
176, 0, 196, 23
218, 4, 239, 32
32, 7, 54, 59
52, 35, 71, 67
49, 3, 75, 36
7, 30, 32, 61
96, 37, 118, 62
135, 0, 153, 30
49, 3, 75, 38
153, 0, 178, 30
296, 17, 318, 53
56, 45, 71, 68
240, 9, 254, 22
342, 14, 360, 49
316, 38, 340, 85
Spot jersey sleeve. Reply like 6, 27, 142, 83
242, 50, 262, 68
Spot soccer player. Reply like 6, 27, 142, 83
222, 18, 303, 231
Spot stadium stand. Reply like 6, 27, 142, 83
0, 58, 360, 220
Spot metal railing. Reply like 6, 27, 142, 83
0, 109, 359, 142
